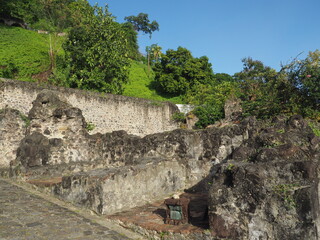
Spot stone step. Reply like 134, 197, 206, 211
27, 177, 62, 187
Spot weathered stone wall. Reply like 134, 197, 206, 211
12, 90, 249, 184
5, 89, 320, 238
208, 115, 320, 240
55, 160, 187, 215
49, 121, 249, 215
0, 78, 179, 136
0, 109, 26, 168
7, 91, 251, 215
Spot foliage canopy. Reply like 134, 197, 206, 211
62, 4, 130, 94
234, 52, 320, 120
124, 13, 159, 38
153, 47, 215, 96
0, 0, 83, 32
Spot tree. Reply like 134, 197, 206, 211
62, 4, 130, 94
121, 22, 139, 60
35, 0, 76, 31
145, 44, 162, 71
153, 47, 214, 96
151, 44, 162, 62
187, 81, 239, 128
124, 13, 159, 38
234, 58, 275, 100
145, 45, 151, 72
233, 57, 313, 119
214, 73, 234, 83
280, 50, 320, 118
299, 51, 320, 110
234, 58, 287, 118
1, 0, 78, 32
0, 0, 40, 23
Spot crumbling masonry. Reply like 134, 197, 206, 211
1, 79, 320, 240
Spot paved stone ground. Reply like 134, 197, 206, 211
0, 178, 143, 240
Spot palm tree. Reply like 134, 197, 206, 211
146, 44, 162, 72
151, 44, 162, 62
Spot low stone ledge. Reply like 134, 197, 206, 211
54, 159, 188, 215
27, 177, 62, 187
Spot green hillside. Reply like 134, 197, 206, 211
0, 25, 182, 103
0, 25, 65, 82
0, 25, 49, 81
123, 61, 184, 103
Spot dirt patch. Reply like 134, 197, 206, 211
32, 69, 52, 83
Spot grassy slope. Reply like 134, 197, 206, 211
0, 25, 182, 103
123, 61, 184, 104
0, 25, 59, 81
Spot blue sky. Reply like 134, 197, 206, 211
88, 0, 320, 75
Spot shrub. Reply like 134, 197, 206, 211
85, 122, 95, 131
193, 104, 224, 128
0, 62, 18, 78
171, 112, 185, 122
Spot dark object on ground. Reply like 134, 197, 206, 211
164, 197, 190, 225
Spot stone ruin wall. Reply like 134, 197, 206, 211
1, 88, 250, 214
2, 86, 320, 238
0, 78, 179, 136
